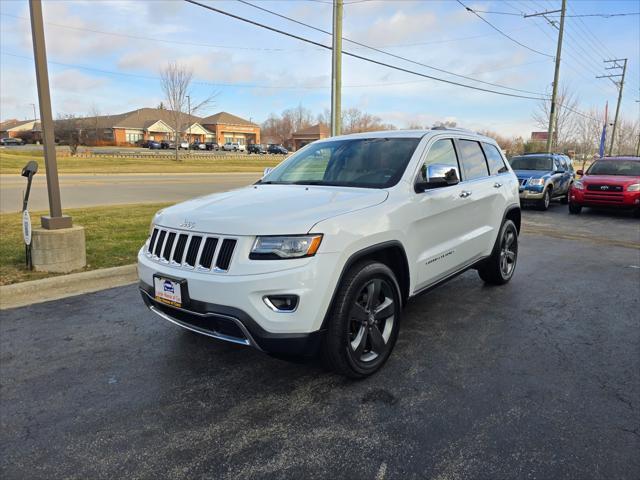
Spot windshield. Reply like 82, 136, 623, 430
509, 155, 553, 171
587, 160, 640, 176
259, 137, 420, 188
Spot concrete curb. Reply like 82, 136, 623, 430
0, 264, 137, 310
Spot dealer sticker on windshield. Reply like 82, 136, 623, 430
154, 276, 183, 308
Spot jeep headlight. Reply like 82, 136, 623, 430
627, 183, 640, 192
528, 178, 546, 186
573, 180, 584, 190
250, 235, 323, 259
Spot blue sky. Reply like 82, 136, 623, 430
1, 0, 638, 137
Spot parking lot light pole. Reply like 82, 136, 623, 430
29, 0, 71, 229
330, 0, 343, 137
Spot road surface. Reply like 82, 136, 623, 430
1, 208, 638, 479
0, 173, 260, 212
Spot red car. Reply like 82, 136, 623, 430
569, 156, 640, 216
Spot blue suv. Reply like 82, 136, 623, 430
509, 153, 575, 210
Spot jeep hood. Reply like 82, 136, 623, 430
154, 185, 388, 235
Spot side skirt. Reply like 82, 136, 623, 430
410, 255, 489, 298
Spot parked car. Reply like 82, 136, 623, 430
147, 141, 161, 150
569, 156, 640, 216
0, 137, 24, 146
160, 141, 175, 150
190, 142, 207, 150
509, 153, 574, 210
139, 129, 521, 377
247, 144, 267, 154
223, 142, 246, 152
268, 144, 288, 155
205, 142, 220, 151
179, 141, 189, 150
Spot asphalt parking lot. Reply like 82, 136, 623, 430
1, 204, 638, 479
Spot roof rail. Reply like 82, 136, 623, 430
430, 126, 477, 134
521, 151, 566, 155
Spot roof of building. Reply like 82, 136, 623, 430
0, 119, 41, 132
292, 123, 330, 137
200, 111, 257, 127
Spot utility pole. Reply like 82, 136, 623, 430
524, 0, 566, 153
330, 0, 343, 137
597, 59, 627, 156
29, 0, 71, 229
187, 94, 191, 145
30, 103, 37, 120
635, 100, 640, 157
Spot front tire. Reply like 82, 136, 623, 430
478, 219, 518, 285
322, 261, 402, 378
569, 203, 582, 214
537, 187, 551, 211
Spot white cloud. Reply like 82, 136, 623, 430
351, 10, 438, 46
51, 70, 108, 91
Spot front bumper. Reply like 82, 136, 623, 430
570, 189, 640, 208
140, 282, 323, 356
138, 248, 339, 334
519, 188, 545, 200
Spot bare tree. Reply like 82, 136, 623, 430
160, 62, 215, 160
341, 107, 395, 134
432, 120, 457, 129
532, 84, 580, 150
54, 114, 81, 155
87, 104, 101, 146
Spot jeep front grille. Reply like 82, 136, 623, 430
147, 227, 237, 272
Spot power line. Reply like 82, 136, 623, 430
236, 0, 546, 96
0, 50, 547, 92
456, 0, 554, 58
0, 12, 309, 52
184, 0, 547, 100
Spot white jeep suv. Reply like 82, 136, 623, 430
139, 129, 521, 377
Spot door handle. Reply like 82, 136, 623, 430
459, 190, 472, 198
493, 182, 503, 188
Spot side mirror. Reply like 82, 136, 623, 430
576, 169, 584, 176
21, 160, 38, 178
263, 167, 273, 177
415, 164, 460, 192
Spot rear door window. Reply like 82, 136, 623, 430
458, 139, 489, 181
482, 143, 508, 175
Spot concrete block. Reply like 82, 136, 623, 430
31, 225, 86, 273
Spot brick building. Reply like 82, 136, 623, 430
0, 119, 42, 143
200, 112, 260, 146
291, 123, 329, 151
46, 108, 260, 147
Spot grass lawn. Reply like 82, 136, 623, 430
0, 150, 283, 175
0, 203, 169, 285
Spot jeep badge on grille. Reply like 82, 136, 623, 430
179, 220, 196, 229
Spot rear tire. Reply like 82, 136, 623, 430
537, 188, 551, 211
569, 203, 582, 214
322, 261, 402, 378
478, 219, 518, 285
561, 185, 571, 204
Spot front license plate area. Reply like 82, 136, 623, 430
154, 274, 188, 308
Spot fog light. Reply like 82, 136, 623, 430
263, 295, 299, 312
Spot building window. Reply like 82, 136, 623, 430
126, 132, 143, 143
225, 136, 233, 144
